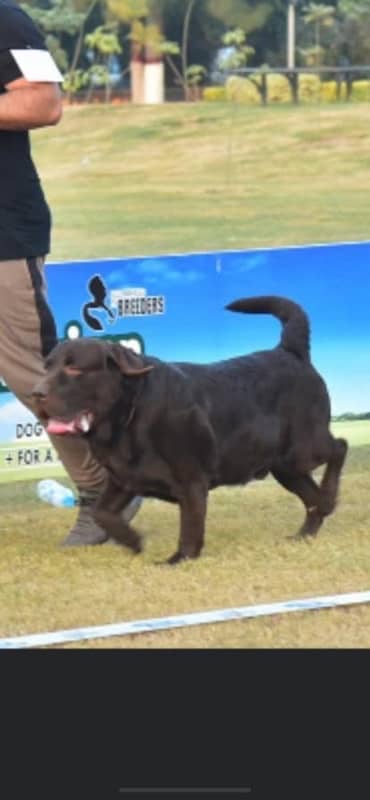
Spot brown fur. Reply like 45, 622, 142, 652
33, 295, 348, 564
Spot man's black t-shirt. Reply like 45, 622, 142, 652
0, 0, 51, 259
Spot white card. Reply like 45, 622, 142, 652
10, 49, 64, 83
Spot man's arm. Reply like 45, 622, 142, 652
0, 77, 62, 130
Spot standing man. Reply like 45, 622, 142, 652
0, 0, 141, 545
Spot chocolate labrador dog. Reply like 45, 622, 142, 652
33, 295, 347, 564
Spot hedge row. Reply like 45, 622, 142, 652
203, 75, 370, 104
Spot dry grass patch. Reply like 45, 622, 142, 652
1, 445, 370, 648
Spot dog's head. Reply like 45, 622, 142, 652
32, 338, 153, 436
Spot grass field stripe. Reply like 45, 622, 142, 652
1, 589, 370, 649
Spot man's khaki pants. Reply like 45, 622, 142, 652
0, 257, 106, 491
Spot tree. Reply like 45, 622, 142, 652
220, 27, 255, 70
334, 0, 370, 65
84, 23, 122, 102
105, 0, 147, 102
107, 0, 208, 103
21, 0, 102, 101
181, 0, 197, 94
21, 0, 87, 70
302, 2, 336, 65
68, 0, 102, 76
127, 17, 177, 103
207, 0, 273, 34
159, 0, 210, 101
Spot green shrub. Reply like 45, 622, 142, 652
266, 74, 291, 103
321, 78, 370, 103
62, 68, 89, 96
203, 74, 370, 105
298, 74, 321, 103
320, 80, 339, 103
203, 86, 227, 102
225, 75, 260, 104
351, 80, 370, 102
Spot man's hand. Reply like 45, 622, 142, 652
0, 77, 62, 130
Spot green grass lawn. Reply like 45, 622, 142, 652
1, 102, 370, 648
332, 419, 370, 447
34, 101, 370, 261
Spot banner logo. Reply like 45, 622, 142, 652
82, 274, 116, 331
81, 274, 166, 331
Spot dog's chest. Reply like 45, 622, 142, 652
89, 428, 175, 495
89, 426, 135, 470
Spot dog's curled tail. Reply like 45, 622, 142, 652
226, 295, 310, 361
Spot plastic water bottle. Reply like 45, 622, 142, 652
122, 495, 143, 523
37, 479, 76, 508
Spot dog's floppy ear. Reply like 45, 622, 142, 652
107, 343, 153, 377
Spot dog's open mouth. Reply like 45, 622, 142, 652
46, 412, 94, 435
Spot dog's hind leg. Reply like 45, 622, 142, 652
167, 482, 208, 565
317, 437, 348, 517
272, 470, 324, 537
272, 437, 347, 538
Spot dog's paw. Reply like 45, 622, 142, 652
166, 551, 190, 566
125, 531, 144, 555
286, 531, 315, 543
110, 528, 144, 554
130, 532, 144, 554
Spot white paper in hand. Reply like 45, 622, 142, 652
10, 49, 64, 83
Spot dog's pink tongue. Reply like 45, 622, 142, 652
46, 419, 77, 435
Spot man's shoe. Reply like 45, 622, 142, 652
60, 490, 143, 548
60, 489, 107, 547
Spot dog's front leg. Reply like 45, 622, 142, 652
167, 482, 208, 565
94, 479, 143, 554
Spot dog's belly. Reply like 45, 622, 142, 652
213, 456, 271, 488
141, 485, 178, 503
213, 418, 279, 486
90, 415, 279, 497
99, 445, 179, 501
